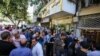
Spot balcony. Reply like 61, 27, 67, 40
38, 0, 76, 18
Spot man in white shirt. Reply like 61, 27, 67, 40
32, 37, 43, 56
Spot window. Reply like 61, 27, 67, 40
81, 0, 100, 8
68, 0, 76, 3
81, 0, 90, 8
81, 0, 85, 8
79, 14, 100, 28
90, 0, 100, 4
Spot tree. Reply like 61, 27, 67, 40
0, 0, 29, 27
31, 0, 47, 15
30, 0, 48, 5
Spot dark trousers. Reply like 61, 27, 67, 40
56, 50, 64, 56
46, 43, 53, 56
56, 48, 68, 56
64, 48, 68, 56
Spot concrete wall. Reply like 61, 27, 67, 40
38, 0, 76, 18
62, 0, 76, 14
50, 2, 61, 15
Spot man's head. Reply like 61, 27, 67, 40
1, 31, 11, 41
80, 41, 90, 49
35, 32, 40, 37
20, 39, 27, 47
61, 33, 66, 40
22, 29, 26, 34
12, 29, 20, 39
47, 29, 51, 35
32, 37, 38, 46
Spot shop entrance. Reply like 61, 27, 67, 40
81, 29, 100, 44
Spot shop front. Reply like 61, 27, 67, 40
51, 14, 73, 31
37, 0, 76, 30
78, 14, 100, 43
41, 18, 50, 28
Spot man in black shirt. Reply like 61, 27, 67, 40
76, 41, 90, 56
0, 31, 16, 56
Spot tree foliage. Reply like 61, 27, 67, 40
31, 0, 41, 5
0, 0, 29, 26
31, 0, 48, 15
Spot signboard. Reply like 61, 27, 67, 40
41, 18, 50, 23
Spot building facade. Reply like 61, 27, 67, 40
32, 0, 50, 24
75, 0, 100, 43
38, 0, 76, 31
36, 0, 100, 43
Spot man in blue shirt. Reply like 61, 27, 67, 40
88, 44, 100, 56
25, 29, 31, 41
10, 39, 32, 56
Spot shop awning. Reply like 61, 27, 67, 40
41, 18, 50, 23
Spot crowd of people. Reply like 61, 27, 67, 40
0, 25, 100, 56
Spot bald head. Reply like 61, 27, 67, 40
20, 39, 27, 47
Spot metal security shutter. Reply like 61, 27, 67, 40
78, 14, 100, 29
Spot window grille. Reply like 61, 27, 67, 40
78, 14, 100, 28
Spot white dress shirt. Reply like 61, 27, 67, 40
32, 42, 43, 56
